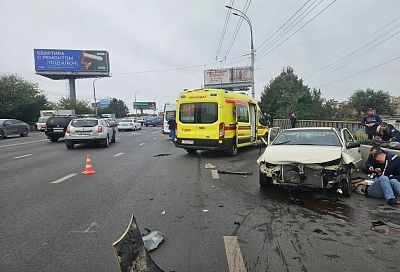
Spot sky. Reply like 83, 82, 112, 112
0, 0, 399, 113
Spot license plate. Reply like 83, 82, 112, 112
182, 140, 194, 145
77, 132, 90, 135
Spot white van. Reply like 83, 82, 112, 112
162, 102, 177, 134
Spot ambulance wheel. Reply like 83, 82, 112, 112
226, 142, 238, 157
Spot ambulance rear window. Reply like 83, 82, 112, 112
179, 103, 218, 124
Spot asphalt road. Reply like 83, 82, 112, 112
1, 128, 399, 272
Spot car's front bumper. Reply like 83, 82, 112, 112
175, 138, 234, 151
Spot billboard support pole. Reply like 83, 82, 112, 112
68, 78, 76, 108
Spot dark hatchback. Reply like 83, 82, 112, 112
0, 119, 30, 139
144, 117, 162, 127
45, 116, 76, 142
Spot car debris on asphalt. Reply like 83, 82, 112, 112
161, 211, 166, 215
204, 163, 216, 169
153, 153, 171, 157
217, 169, 253, 175
142, 229, 166, 252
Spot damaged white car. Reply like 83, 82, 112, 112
257, 127, 362, 197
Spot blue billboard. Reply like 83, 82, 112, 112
34, 49, 109, 73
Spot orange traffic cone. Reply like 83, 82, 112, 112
82, 155, 96, 175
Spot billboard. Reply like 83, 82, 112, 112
99, 98, 111, 108
34, 49, 110, 79
204, 67, 252, 88
133, 102, 156, 110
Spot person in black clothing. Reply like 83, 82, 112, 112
361, 108, 382, 140
290, 112, 297, 128
362, 145, 385, 176
379, 122, 400, 142
267, 113, 274, 127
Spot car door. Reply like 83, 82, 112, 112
267, 128, 280, 146
340, 128, 362, 169
3, 120, 14, 135
12, 119, 23, 134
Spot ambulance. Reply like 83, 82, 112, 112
175, 88, 268, 156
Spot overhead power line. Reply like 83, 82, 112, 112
257, 0, 337, 62
221, 0, 251, 67
255, 0, 313, 51
318, 56, 400, 87
215, 0, 235, 67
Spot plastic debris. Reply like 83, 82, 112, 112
161, 211, 166, 215
336, 188, 343, 195
205, 163, 216, 169
234, 221, 241, 225
153, 153, 171, 157
202, 209, 209, 212
217, 170, 253, 175
142, 230, 166, 252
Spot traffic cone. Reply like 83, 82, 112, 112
82, 155, 96, 175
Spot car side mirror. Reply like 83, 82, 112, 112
346, 142, 360, 149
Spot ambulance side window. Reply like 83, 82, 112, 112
237, 105, 249, 123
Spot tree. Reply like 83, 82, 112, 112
259, 67, 328, 119
55, 97, 92, 115
98, 98, 129, 118
348, 88, 394, 115
0, 74, 52, 123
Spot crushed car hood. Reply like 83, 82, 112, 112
257, 145, 342, 165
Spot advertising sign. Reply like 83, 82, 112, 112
99, 98, 111, 108
34, 49, 110, 78
204, 67, 252, 88
133, 102, 156, 110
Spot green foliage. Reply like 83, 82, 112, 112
55, 97, 92, 115
97, 98, 129, 118
259, 67, 334, 120
0, 74, 52, 123
348, 88, 394, 115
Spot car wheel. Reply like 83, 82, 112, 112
340, 174, 352, 197
226, 141, 238, 157
66, 142, 74, 149
185, 149, 197, 154
50, 137, 59, 142
0, 130, 4, 140
259, 169, 272, 188
21, 128, 29, 137
145, 125, 148, 127
103, 136, 110, 148
118, 129, 121, 132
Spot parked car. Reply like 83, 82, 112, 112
64, 118, 116, 149
144, 117, 162, 127
136, 117, 145, 125
257, 127, 362, 197
45, 116, 76, 142
0, 119, 30, 139
35, 116, 50, 131
117, 119, 141, 131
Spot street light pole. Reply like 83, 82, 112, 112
134, 90, 140, 116
93, 78, 100, 117
226, 6, 255, 98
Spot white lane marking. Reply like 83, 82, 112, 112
113, 152, 124, 157
211, 169, 220, 179
152, 137, 157, 140
0, 139, 47, 149
13, 153, 33, 159
51, 173, 78, 184
224, 236, 247, 272
139, 143, 145, 146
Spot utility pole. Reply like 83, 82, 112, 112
226, 5, 255, 98
93, 78, 100, 117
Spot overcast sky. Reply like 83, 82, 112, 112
0, 0, 399, 112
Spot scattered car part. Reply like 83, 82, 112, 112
142, 230, 166, 252
217, 170, 253, 175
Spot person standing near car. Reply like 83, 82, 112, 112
361, 108, 382, 140
167, 115, 176, 143
290, 112, 297, 128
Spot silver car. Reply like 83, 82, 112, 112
35, 116, 49, 131
64, 118, 116, 149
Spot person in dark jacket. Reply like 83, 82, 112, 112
361, 108, 382, 140
290, 112, 297, 128
266, 113, 274, 127
379, 122, 400, 142
362, 146, 385, 176
167, 116, 176, 142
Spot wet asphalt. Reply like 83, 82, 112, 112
0, 128, 399, 272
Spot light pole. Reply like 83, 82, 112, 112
225, 5, 255, 98
93, 78, 100, 117
134, 90, 140, 116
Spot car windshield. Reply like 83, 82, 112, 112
71, 119, 98, 127
47, 117, 71, 125
273, 129, 341, 146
